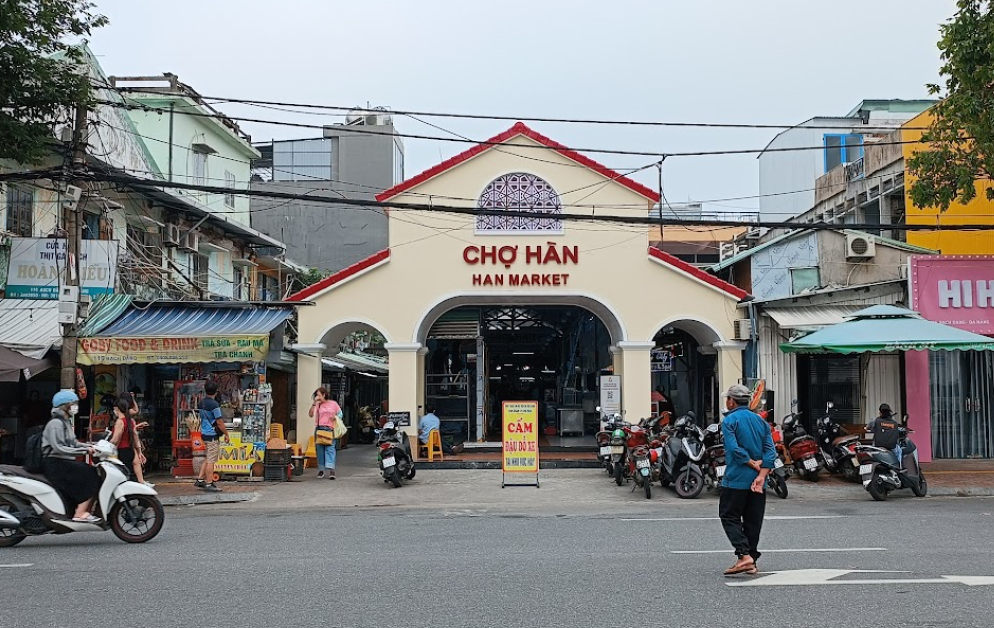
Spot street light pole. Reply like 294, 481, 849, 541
59, 102, 88, 390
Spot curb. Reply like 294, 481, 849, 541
160, 492, 258, 506
416, 460, 603, 470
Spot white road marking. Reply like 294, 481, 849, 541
672, 548, 886, 554
726, 569, 994, 587
621, 515, 846, 522
0, 564, 32, 568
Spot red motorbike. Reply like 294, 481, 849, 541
618, 422, 654, 499
782, 411, 822, 482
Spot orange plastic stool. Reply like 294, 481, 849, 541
425, 429, 444, 462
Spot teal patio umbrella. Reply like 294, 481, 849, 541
780, 305, 994, 354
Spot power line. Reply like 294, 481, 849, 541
108, 85, 935, 131
96, 99, 950, 160
75, 172, 994, 233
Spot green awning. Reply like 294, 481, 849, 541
780, 305, 994, 354
78, 294, 134, 337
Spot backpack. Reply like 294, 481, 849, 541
23, 431, 44, 474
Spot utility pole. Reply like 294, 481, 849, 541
59, 102, 88, 390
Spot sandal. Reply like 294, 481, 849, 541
723, 558, 756, 575
72, 514, 100, 523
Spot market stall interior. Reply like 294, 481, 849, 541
423, 305, 707, 451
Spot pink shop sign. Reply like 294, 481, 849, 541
910, 256, 994, 335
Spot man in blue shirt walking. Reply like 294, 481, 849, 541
719, 384, 777, 575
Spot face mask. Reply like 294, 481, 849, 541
69, 404, 79, 416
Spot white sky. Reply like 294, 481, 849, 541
89, 0, 955, 211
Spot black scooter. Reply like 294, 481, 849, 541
816, 401, 862, 483
659, 413, 706, 499
375, 421, 415, 488
856, 424, 926, 501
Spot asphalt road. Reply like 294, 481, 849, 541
2, 486, 993, 628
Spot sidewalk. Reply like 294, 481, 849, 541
153, 446, 994, 510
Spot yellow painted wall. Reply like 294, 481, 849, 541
902, 110, 994, 254
294, 132, 745, 443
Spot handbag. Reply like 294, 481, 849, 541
315, 426, 335, 445
333, 418, 348, 439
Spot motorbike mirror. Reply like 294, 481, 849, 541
596, 406, 601, 412
827, 401, 834, 409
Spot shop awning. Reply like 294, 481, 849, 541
764, 305, 867, 330
0, 299, 61, 360
0, 344, 56, 382
780, 305, 994, 354
77, 304, 294, 366
77, 294, 134, 337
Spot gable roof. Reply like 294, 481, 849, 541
288, 249, 391, 302
376, 122, 661, 203
648, 247, 748, 300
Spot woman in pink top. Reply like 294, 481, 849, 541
308, 387, 342, 479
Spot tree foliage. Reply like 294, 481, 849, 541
295, 268, 332, 290
0, 0, 107, 164
908, 0, 994, 211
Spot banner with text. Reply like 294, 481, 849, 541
6, 237, 117, 299
77, 335, 271, 365
502, 401, 539, 474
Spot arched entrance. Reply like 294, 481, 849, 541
650, 318, 725, 424
418, 296, 622, 447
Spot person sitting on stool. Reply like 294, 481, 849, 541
418, 405, 464, 455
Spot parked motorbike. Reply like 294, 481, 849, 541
623, 422, 653, 499
0, 439, 164, 546
609, 423, 629, 486
375, 422, 415, 488
659, 413, 706, 499
856, 424, 927, 501
782, 411, 822, 482
815, 401, 862, 482
702, 422, 725, 492
596, 412, 625, 476
357, 405, 378, 444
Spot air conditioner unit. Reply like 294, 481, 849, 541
733, 318, 752, 341
846, 233, 876, 259
163, 224, 181, 247
181, 231, 200, 252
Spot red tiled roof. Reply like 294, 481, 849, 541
287, 249, 390, 302
376, 121, 661, 203
648, 247, 748, 300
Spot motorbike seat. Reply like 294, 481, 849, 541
0, 464, 74, 514
788, 436, 811, 448
832, 435, 860, 447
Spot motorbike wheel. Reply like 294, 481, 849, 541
389, 467, 403, 488
912, 472, 927, 498
841, 461, 860, 483
614, 462, 624, 486
804, 470, 820, 482
604, 461, 614, 477
674, 469, 704, 499
643, 476, 652, 500
406, 466, 417, 480
867, 477, 889, 501
0, 497, 26, 548
770, 474, 788, 499
109, 495, 165, 544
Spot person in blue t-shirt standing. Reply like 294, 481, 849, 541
719, 384, 777, 576
194, 381, 229, 493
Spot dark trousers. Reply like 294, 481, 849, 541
719, 487, 766, 560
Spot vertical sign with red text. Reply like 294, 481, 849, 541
502, 401, 540, 485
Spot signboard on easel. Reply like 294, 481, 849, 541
501, 401, 540, 488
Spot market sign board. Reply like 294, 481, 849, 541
910, 256, 994, 336
214, 433, 264, 475
501, 401, 540, 488
77, 335, 271, 365
599, 375, 621, 415
6, 237, 117, 299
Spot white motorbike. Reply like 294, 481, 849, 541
0, 439, 164, 547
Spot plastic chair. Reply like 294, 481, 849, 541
424, 429, 443, 462
303, 436, 317, 468
268, 423, 285, 441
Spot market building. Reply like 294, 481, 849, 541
288, 123, 749, 450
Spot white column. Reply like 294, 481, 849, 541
617, 341, 654, 423
385, 342, 423, 440
294, 350, 324, 446
714, 340, 747, 396
609, 345, 623, 379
